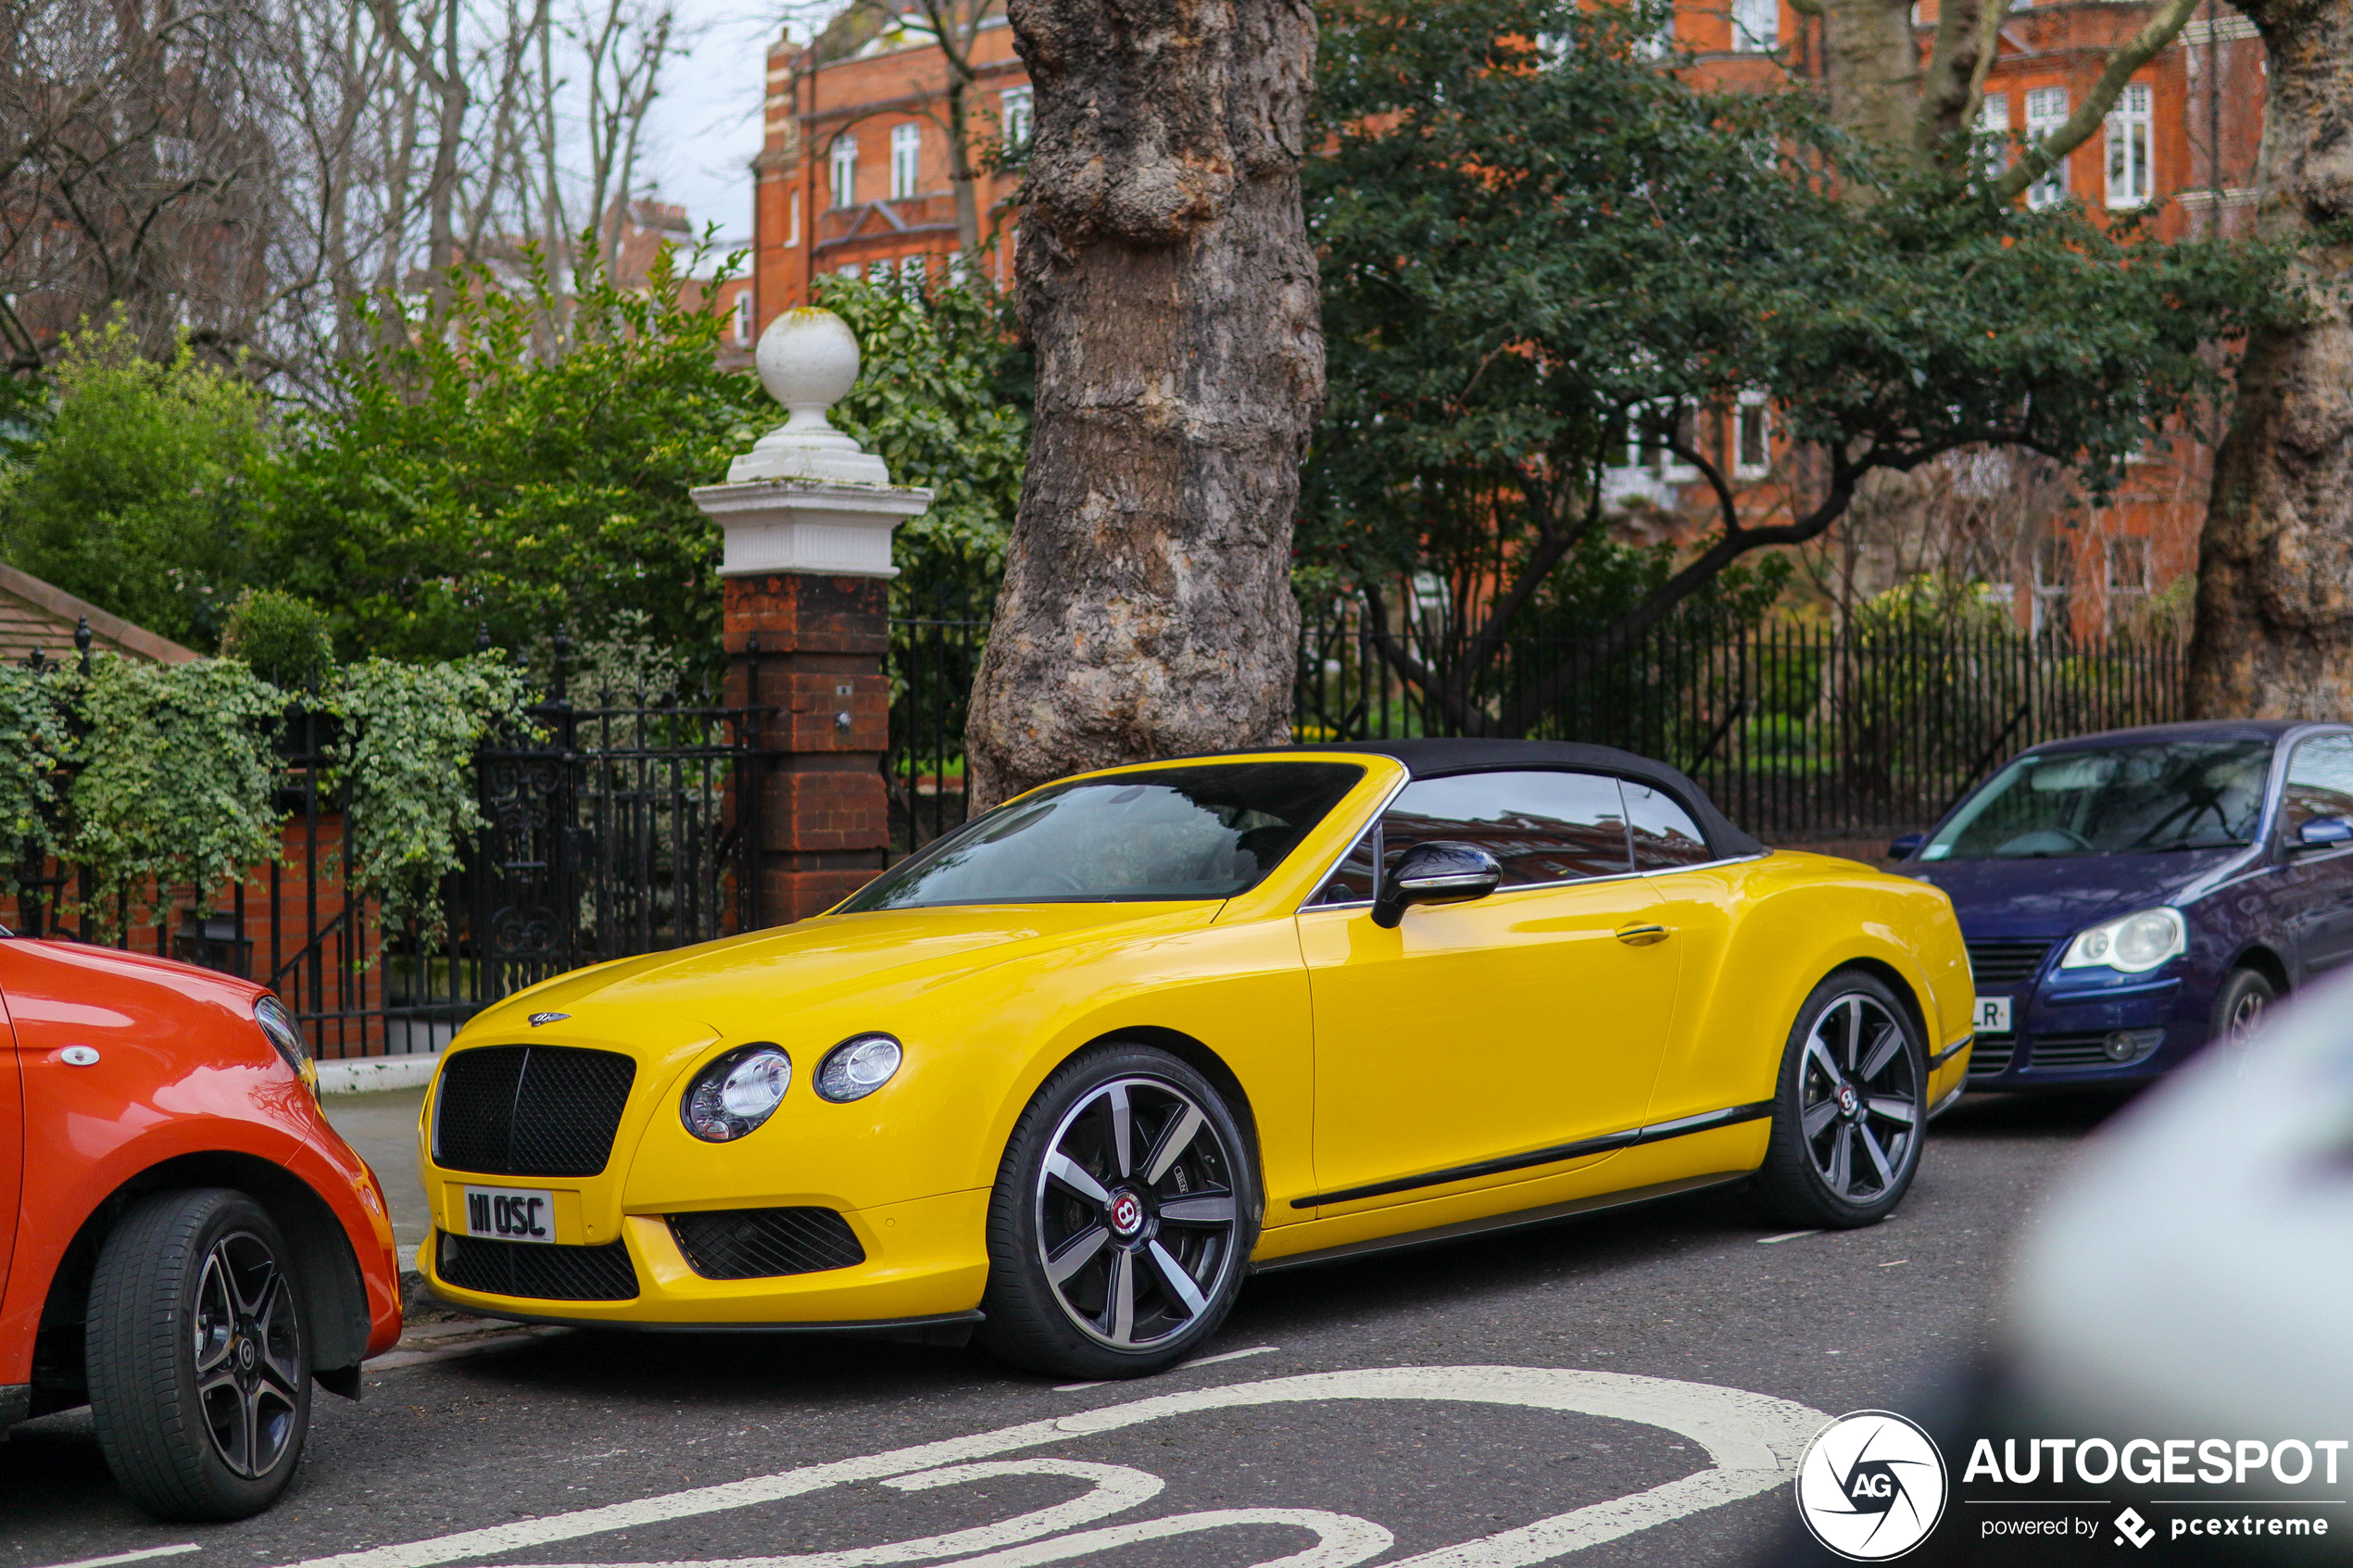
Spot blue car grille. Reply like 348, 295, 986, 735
1967, 940, 2054, 990
1967, 1039, 2017, 1078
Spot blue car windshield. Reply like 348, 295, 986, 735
1920, 740, 2272, 860
838, 761, 1366, 909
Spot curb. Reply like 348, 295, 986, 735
319, 1054, 439, 1095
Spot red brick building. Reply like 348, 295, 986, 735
743, 0, 2264, 636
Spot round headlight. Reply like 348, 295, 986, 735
2111, 909, 2182, 969
681, 1045, 791, 1142
815, 1034, 902, 1103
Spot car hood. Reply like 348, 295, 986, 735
1902, 849, 2240, 939
465, 901, 1227, 1047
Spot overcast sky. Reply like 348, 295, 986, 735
633, 0, 841, 245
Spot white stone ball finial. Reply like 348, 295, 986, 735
727, 307, 890, 485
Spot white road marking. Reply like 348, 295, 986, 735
950, 1508, 1392, 1567
508, 1461, 1161, 1568
1054, 1342, 1277, 1392
269, 1366, 1829, 1568
33, 1547, 200, 1568
1756, 1231, 1820, 1245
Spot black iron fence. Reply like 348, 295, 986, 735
885, 607, 2189, 856
8, 688, 764, 1060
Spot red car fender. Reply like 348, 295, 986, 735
0, 939, 400, 1390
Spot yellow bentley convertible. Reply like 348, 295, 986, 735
417, 740, 1972, 1378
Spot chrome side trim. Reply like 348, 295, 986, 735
1253, 1173, 1751, 1274
1290, 1099, 1774, 1210
1928, 1035, 1973, 1070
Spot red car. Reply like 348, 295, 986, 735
0, 938, 402, 1519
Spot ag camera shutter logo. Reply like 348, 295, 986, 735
1795, 1409, 1949, 1560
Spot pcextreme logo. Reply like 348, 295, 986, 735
1796, 1410, 1951, 1561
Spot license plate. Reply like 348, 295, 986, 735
1974, 996, 2013, 1035
461, 1185, 557, 1244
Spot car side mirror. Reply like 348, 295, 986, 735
2293, 816, 2353, 851
1372, 841, 1504, 929
1888, 831, 1926, 860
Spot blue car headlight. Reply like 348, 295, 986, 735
2059, 907, 2186, 974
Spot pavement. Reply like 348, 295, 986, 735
0, 1088, 2131, 1568
321, 1088, 433, 1262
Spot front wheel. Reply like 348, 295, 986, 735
86, 1188, 312, 1521
1753, 972, 1927, 1229
978, 1045, 1259, 1379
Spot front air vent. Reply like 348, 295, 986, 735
1966, 941, 2054, 990
437, 1233, 639, 1300
434, 1044, 636, 1177
667, 1208, 867, 1280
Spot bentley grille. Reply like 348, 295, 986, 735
434, 1044, 636, 1178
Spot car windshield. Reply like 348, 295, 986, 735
838, 761, 1366, 909
1920, 739, 2273, 860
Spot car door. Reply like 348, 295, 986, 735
0, 993, 18, 1298
2274, 730, 2353, 975
1297, 769, 1682, 1211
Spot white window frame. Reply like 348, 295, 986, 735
1733, 392, 1771, 479
2024, 87, 2069, 208
1977, 92, 2009, 172
1000, 86, 1033, 150
1731, 0, 1777, 53
829, 133, 858, 209
837, 263, 861, 280
900, 252, 926, 295
785, 189, 800, 249
890, 121, 921, 200
2105, 81, 2153, 207
730, 291, 751, 345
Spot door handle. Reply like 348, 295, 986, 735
1616, 923, 1671, 946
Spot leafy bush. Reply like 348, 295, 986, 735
68, 656, 286, 934
220, 587, 337, 692
325, 654, 535, 938
0, 316, 269, 648
261, 241, 763, 670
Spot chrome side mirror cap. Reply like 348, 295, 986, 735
2293, 815, 2353, 851
1372, 841, 1504, 929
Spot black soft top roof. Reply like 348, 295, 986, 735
1288, 738, 1765, 859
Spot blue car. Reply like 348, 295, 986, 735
1892, 719, 2353, 1090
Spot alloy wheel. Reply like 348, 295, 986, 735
1034, 1076, 1242, 1350
1798, 993, 1920, 1204
192, 1231, 303, 1479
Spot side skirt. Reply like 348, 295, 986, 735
1249, 1172, 1752, 1275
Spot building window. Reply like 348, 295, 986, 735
1731, 0, 1776, 52
1977, 92, 2009, 171
837, 263, 860, 280
900, 253, 926, 294
2024, 87, 2069, 208
890, 122, 921, 200
731, 291, 751, 345
785, 189, 800, 249
2106, 534, 2150, 626
829, 133, 858, 209
1000, 86, 1033, 150
2106, 81, 2153, 207
1733, 392, 1770, 478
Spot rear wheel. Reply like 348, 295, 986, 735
86, 1188, 311, 1521
1754, 972, 1927, 1229
978, 1045, 1258, 1379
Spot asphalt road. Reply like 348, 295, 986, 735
0, 1090, 2130, 1568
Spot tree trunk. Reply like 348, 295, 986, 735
1819, 0, 1919, 153
2186, 0, 2353, 718
966, 0, 1321, 808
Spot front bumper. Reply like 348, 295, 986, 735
1965, 971, 2208, 1088
418, 1185, 992, 1328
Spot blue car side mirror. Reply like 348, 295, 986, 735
1888, 831, 1926, 860
2294, 816, 2353, 850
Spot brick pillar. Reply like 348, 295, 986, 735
693, 307, 935, 929
724, 571, 893, 922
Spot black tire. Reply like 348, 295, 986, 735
1753, 971, 1928, 1229
978, 1044, 1260, 1379
86, 1188, 312, 1521
2211, 966, 2275, 1052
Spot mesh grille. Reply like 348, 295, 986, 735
437, 1232, 639, 1301
667, 1209, 866, 1280
434, 1045, 636, 1177
1967, 1040, 2017, 1078
1966, 941, 2054, 991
